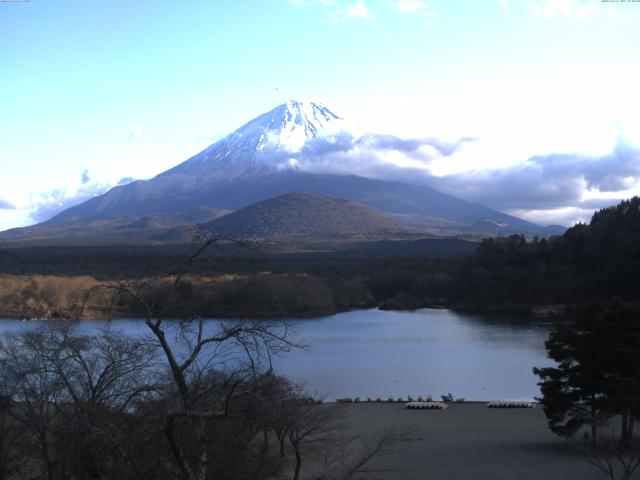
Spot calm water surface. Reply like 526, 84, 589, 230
0, 308, 553, 401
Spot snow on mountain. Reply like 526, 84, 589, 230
162, 100, 345, 179
254, 100, 343, 153
0, 99, 566, 241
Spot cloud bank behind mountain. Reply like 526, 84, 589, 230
280, 131, 639, 226
2, 129, 637, 231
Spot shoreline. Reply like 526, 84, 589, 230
0, 301, 571, 322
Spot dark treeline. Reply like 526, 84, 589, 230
3, 198, 640, 319
454, 197, 640, 309
0, 257, 460, 320
0, 237, 470, 319
0, 239, 475, 279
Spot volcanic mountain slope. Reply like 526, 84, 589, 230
161, 100, 343, 179
0, 100, 565, 245
31, 100, 345, 227
202, 192, 410, 239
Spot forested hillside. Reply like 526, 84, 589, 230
456, 197, 640, 307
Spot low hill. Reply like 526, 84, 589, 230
202, 192, 410, 239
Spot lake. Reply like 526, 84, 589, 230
0, 308, 553, 402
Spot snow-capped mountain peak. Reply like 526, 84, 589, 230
162, 100, 345, 179
252, 99, 343, 153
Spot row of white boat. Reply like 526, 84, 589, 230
486, 400, 536, 408
336, 396, 536, 409
405, 400, 536, 410
336, 394, 465, 404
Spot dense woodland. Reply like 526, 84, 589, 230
0, 255, 460, 320
455, 197, 640, 309
1, 198, 639, 320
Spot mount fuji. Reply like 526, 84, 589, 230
163, 100, 344, 180
0, 100, 564, 246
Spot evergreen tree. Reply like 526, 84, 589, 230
534, 319, 608, 443
534, 302, 640, 444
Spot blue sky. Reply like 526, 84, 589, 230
1, 0, 640, 229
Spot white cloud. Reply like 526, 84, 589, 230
577, 2, 599, 18
28, 181, 113, 223
261, 122, 640, 227
346, 0, 374, 20
128, 125, 145, 140
297, 0, 374, 23
499, 0, 509, 9
20, 170, 138, 224
507, 206, 596, 227
0, 199, 15, 210
531, 0, 602, 19
289, 0, 441, 24
394, 0, 428, 13
0, 209, 31, 232
322, 0, 374, 23
266, 131, 472, 180
288, 0, 336, 5
391, 0, 435, 24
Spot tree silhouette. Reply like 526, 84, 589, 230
534, 302, 640, 444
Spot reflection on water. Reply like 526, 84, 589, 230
272, 309, 553, 401
0, 308, 553, 401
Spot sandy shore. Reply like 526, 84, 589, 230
336, 402, 601, 479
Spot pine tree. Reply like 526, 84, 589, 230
534, 302, 640, 444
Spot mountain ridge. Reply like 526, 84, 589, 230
160, 100, 343, 180
0, 100, 566, 245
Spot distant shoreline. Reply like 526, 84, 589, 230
0, 302, 569, 322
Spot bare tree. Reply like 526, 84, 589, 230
270, 388, 408, 480
585, 426, 640, 480
264, 376, 301, 459
86, 229, 299, 480
0, 389, 20, 480
0, 322, 160, 480
0, 228, 408, 480
0, 328, 67, 480
310, 426, 408, 480
287, 403, 343, 480
44, 322, 157, 479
